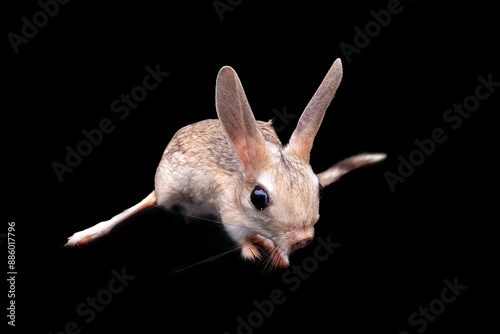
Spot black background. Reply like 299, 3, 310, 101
3, 1, 497, 333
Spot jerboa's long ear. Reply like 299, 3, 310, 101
317, 153, 387, 187
287, 58, 343, 163
216, 66, 268, 171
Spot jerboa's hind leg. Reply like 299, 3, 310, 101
65, 191, 156, 247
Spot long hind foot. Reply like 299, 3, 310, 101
65, 220, 115, 247
64, 191, 156, 247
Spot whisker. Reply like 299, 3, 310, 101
168, 246, 241, 275
156, 205, 275, 236
167, 234, 276, 275
155, 205, 292, 274
262, 246, 278, 272
262, 239, 288, 272
263, 255, 273, 272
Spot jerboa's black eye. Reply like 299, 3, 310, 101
251, 187, 269, 210
319, 183, 324, 199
